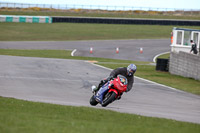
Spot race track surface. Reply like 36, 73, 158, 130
0, 55, 200, 124
0, 39, 170, 62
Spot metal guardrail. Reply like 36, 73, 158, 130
0, 2, 200, 13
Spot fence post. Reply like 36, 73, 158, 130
1, 2, 200, 15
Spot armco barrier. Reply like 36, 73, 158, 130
52, 16, 200, 26
0, 15, 52, 23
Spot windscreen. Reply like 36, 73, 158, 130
117, 75, 128, 85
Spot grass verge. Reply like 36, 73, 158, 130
0, 49, 199, 95
0, 49, 147, 64
157, 53, 170, 59
0, 23, 200, 41
0, 96, 199, 133
99, 63, 200, 95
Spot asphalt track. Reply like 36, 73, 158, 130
0, 39, 200, 124
0, 39, 170, 62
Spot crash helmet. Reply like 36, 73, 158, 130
127, 64, 137, 77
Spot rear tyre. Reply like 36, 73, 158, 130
90, 95, 98, 106
102, 92, 116, 107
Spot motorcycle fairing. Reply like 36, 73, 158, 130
94, 81, 109, 104
108, 88, 118, 95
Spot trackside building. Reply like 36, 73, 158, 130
170, 27, 200, 53
169, 27, 200, 80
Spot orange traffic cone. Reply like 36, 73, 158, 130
90, 47, 93, 54
140, 47, 143, 54
116, 47, 119, 54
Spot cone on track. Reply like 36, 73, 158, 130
140, 47, 143, 54
90, 47, 93, 54
116, 47, 119, 54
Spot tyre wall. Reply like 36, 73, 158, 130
52, 16, 200, 26
0, 15, 52, 23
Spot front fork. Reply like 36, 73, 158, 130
108, 89, 118, 98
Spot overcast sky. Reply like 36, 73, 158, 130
1, 0, 200, 10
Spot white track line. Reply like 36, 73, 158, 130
91, 63, 183, 92
92, 63, 113, 71
71, 49, 77, 56
153, 51, 170, 63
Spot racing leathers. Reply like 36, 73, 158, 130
109, 67, 134, 92
97, 67, 134, 92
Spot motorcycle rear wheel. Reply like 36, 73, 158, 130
90, 95, 98, 106
102, 92, 116, 107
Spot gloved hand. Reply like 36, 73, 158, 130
101, 79, 107, 85
110, 83, 114, 88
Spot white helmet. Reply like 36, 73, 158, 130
127, 64, 137, 76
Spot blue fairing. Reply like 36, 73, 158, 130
94, 81, 109, 104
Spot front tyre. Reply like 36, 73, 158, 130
90, 95, 98, 106
102, 92, 116, 107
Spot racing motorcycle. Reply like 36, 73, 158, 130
89, 75, 127, 107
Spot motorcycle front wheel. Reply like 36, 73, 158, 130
90, 95, 98, 106
102, 92, 116, 107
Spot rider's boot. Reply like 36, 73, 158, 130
91, 85, 98, 93
91, 79, 108, 93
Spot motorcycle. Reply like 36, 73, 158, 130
90, 75, 127, 107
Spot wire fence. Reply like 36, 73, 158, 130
1, 2, 200, 16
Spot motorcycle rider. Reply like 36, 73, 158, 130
93, 64, 137, 98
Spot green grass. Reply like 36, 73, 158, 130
1, 12, 200, 132
0, 96, 199, 133
157, 53, 170, 59
149, 52, 200, 94
1, 10, 200, 20
0, 49, 147, 64
99, 63, 200, 95
154, 53, 170, 62
0, 22, 200, 41
0, 49, 199, 95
